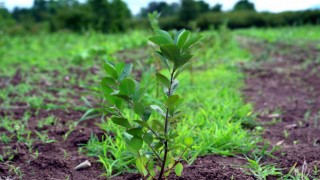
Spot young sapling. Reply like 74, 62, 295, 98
100, 28, 200, 179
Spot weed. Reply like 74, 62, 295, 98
0, 133, 11, 143
38, 115, 56, 129
34, 131, 56, 143
282, 162, 313, 180
8, 164, 23, 179
246, 157, 282, 180
283, 130, 289, 139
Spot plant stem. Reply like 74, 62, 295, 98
158, 70, 175, 180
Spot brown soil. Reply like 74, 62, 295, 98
0, 108, 105, 180
241, 37, 320, 178
113, 155, 253, 180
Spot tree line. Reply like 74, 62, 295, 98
0, 0, 319, 34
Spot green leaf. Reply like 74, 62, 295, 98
114, 97, 123, 109
170, 79, 179, 95
100, 83, 113, 97
101, 77, 117, 88
127, 136, 143, 152
153, 142, 163, 150
150, 105, 166, 117
148, 160, 156, 177
127, 127, 143, 137
175, 163, 183, 177
119, 63, 133, 81
184, 137, 193, 146
174, 29, 185, 44
155, 52, 170, 71
136, 157, 148, 176
103, 63, 118, 79
149, 36, 172, 45
113, 94, 130, 101
164, 79, 179, 96
156, 73, 170, 88
155, 29, 173, 41
134, 120, 149, 128
174, 62, 192, 79
151, 119, 164, 131
182, 34, 202, 50
177, 30, 190, 49
119, 78, 136, 95
165, 95, 179, 108
175, 53, 193, 69
133, 87, 146, 102
134, 101, 145, 117
142, 107, 152, 121
111, 117, 131, 128
143, 132, 153, 144
160, 44, 180, 62
115, 62, 125, 75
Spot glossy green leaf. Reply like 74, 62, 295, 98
151, 119, 164, 131
114, 97, 123, 109
101, 77, 117, 88
127, 136, 143, 152
155, 29, 173, 41
134, 120, 149, 128
142, 107, 152, 121
170, 79, 179, 95
156, 73, 170, 88
165, 79, 179, 96
115, 62, 125, 75
127, 127, 143, 137
149, 36, 172, 45
174, 62, 192, 79
133, 101, 145, 117
165, 95, 179, 108
153, 142, 163, 150
119, 63, 133, 81
111, 117, 131, 128
175, 163, 183, 177
119, 78, 136, 95
103, 63, 118, 79
175, 53, 193, 69
182, 34, 202, 50
143, 132, 153, 144
160, 44, 180, 62
156, 52, 170, 71
150, 105, 166, 117
174, 29, 185, 44
177, 30, 190, 48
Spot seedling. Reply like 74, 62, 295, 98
99, 29, 200, 179
283, 130, 289, 139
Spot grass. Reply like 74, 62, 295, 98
236, 25, 320, 44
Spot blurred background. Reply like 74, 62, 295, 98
1, 0, 320, 35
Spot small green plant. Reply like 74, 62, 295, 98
246, 157, 282, 180
99, 29, 200, 179
8, 164, 23, 179
37, 115, 56, 128
283, 129, 289, 139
